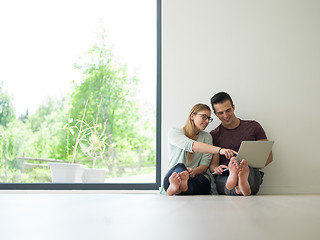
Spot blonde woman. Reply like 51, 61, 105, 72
161, 104, 237, 196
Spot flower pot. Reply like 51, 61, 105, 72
49, 163, 87, 183
82, 168, 107, 183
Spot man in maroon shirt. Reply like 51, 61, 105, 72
209, 92, 273, 195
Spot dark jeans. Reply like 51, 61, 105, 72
214, 167, 263, 195
163, 163, 211, 195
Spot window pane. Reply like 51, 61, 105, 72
0, 0, 157, 186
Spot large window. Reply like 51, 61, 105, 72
0, 0, 161, 189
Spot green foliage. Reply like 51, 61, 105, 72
24, 97, 68, 160
68, 29, 156, 175
0, 81, 15, 127
0, 28, 156, 183
29, 97, 65, 132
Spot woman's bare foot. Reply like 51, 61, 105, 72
225, 157, 239, 190
179, 171, 189, 192
167, 172, 182, 196
238, 159, 251, 196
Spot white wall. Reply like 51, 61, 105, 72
162, 0, 320, 194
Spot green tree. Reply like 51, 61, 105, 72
26, 96, 68, 160
29, 97, 65, 132
69, 29, 155, 175
0, 81, 15, 127
0, 97, 68, 183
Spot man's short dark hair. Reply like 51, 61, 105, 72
210, 92, 234, 111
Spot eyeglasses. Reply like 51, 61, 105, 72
194, 113, 213, 123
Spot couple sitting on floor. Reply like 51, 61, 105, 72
161, 92, 273, 196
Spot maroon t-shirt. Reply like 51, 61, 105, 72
210, 119, 267, 166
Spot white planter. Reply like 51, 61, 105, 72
49, 163, 87, 183
82, 168, 107, 183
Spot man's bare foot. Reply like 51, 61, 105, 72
238, 159, 251, 196
179, 171, 189, 192
235, 186, 242, 195
226, 157, 239, 190
167, 172, 182, 196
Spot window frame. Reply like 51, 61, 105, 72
0, 0, 161, 191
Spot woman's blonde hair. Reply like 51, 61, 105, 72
183, 103, 211, 163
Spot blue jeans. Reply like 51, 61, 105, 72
214, 166, 263, 195
163, 163, 211, 195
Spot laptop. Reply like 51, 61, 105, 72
236, 141, 274, 168
212, 140, 274, 176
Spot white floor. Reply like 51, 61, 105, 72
1, 192, 320, 240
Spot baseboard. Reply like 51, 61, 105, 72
259, 185, 320, 195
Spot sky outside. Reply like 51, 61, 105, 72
0, 0, 156, 115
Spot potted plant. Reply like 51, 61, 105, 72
48, 102, 91, 183
77, 100, 110, 183
49, 99, 110, 183
48, 162, 87, 183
